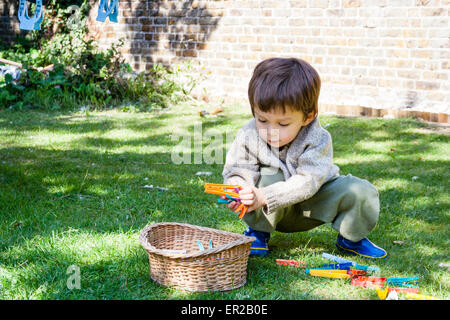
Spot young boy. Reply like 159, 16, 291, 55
222, 57, 387, 259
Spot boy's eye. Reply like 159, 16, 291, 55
279, 123, 290, 127
258, 119, 267, 123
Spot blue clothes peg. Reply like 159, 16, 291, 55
322, 262, 353, 270
217, 194, 240, 204
197, 240, 205, 251
322, 253, 380, 272
322, 252, 354, 264
307, 266, 335, 271
226, 194, 240, 202
354, 263, 380, 272
18, 0, 44, 31
96, 0, 119, 23
387, 276, 419, 287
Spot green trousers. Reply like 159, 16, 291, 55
242, 167, 380, 242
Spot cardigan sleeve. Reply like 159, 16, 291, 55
260, 130, 334, 215
222, 128, 261, 188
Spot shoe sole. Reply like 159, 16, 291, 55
336, 242, 388, 260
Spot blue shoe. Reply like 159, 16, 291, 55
243, 227, 270, 256
336, 235, 388, 260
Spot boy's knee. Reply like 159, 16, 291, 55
340, 175, 379, 220
344, 175, 380, 221
343, 175, 379, 202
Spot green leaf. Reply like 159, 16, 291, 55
4, 74, 13, 85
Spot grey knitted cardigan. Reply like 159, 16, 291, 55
222, 117, 340, 215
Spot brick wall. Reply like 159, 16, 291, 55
0, 0, 22, 43
86, 0, 449, 118
1, 0, 449, 120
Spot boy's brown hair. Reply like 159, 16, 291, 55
248, 57, 321, 120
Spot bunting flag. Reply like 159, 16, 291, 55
96, 0, 119, 23
18, 0, 44, 31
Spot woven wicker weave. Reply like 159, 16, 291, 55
139, 222, 256, 292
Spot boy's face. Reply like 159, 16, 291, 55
254, 106, 315, 148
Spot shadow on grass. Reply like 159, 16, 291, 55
0, 110, 174, 135
0, 236, 166, 299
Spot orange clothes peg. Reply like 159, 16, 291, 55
238, 205, 248, 219
204, 189, 240, 198
234, 203, 244, 213
204, 183, 242, 189
204, 183, 249, 219
234, 202, 249, 219
204, 183, 241, 198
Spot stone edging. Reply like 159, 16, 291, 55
320, 104, 449, 124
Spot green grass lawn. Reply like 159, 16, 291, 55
0, 102, 449, 300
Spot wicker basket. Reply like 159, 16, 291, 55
139, 222, 256, 292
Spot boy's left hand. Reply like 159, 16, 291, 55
238, 186, 267, 213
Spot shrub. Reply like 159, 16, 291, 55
0, 0, 195, 111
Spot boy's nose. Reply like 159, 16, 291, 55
268, 128, 280, 138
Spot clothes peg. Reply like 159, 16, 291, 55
348, 269, 368, 276
204, 183, 241, 198
351, 276, 386, 288
204, 188, 241, 198
322, 253, 354, 264
216, 194, 239, 203
208, 240, 213, 249
196, 240, 204, 251
388, 287, 419, 294
355, 276, 387, 282
354, 263, 380, 272
96, 0, 119, 23
405, 293, 438, 300
204, 183, 242, 190
238, 205, 248, 219
205, 183, 248, 219
322, 262, 353, 270
386, 276, 419, 287
18, 0, 44, 31
234, 202, 249, 219
306, 266, 335, 270
321, 253, 379, 272
234, 203, 243, 212
390, 283, 419, 288
276, 259, 305, 267
311, 268, 367, 278
226, 194, 241, 202
306, 268, 349, 274
306, 269, 351, 279
376, 286, 389, 300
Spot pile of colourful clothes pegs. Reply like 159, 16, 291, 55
275, 253, 438, 300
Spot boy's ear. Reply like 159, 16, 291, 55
303, 111, 317, 126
